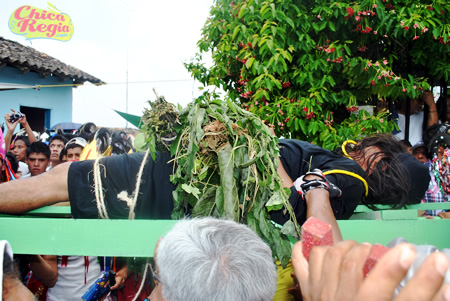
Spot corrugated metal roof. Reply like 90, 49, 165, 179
0, 37, 104, 85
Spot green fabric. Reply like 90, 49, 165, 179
114, 110, 142, 128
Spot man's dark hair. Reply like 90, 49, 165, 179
14, 136, 30, 148
26, 142, 50, 159
65, 144, 83, 151
48, 135, 68, 146
59, 148, 67, 161
400, 139, 412, 148
341, 134, 411, 208
5, 153, 19, 173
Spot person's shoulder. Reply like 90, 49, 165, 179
279, 139, 318, 149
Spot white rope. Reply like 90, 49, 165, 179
93, 156, 109, 219
94, 150, 152, 300
131, 262, 152, 301
124, 149, 150, 220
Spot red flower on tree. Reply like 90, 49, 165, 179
346, 7, 354, 17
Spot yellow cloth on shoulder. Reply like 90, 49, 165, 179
272, 259, 295, 301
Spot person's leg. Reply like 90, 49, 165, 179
0, 162, 71, 214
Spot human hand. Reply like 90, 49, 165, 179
423, 90, 435, 107
110, 266, 127, 290
4, 111, 19, 131
18, 112, 27, 125
292, 240, 450, 301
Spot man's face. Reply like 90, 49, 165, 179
26, 152, 49, 176
410, 98, 424, 115
49, 140, 65, 162
66, 147, 82, 161
353, 146, 384, 175
412, 146, 427, 164
11, 140, 27, 162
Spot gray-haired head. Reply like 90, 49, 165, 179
156, 217, 277, 301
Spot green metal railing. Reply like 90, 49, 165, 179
1, 203, 449, 257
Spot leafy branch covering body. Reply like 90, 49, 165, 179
141, 93, 299, 267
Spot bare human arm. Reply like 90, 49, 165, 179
0, 161, 71, 214
277, 158, 343, 242
424, 90, 439, 127
17, 112, 37, 144
4, 112, 19, 151
27, 255, 58, 287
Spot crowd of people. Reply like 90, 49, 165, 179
0, 111, 140, 300
1, 89, 449, 301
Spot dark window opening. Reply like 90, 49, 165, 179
20, 106, 50, 134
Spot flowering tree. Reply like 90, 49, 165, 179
186, 0, 449, 149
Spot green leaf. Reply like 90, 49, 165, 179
238, 3, 247, 19
319, 21, 327, 31
232, 26, 241, 40
218, 144, 239, 221
312, 22, 319, 32
181, 183, 201, 199
280, 220, 298, 238
245, 57, 255, 69
328, 22, 336, 32
432, 27, 440, 38
266, 189, 285, 211
133, 132, 147, 152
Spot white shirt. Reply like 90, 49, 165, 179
395, 111, 424, 146
46, 256, 111, 301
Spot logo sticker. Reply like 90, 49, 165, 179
9, 3, 74, 42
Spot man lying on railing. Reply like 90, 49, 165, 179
0, 134, 430, 239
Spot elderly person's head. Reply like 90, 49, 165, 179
1, 241, 35, 300
150, 218, 277, 301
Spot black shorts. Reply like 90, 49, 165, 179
68, 152, 175, 219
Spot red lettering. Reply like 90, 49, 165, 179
36, 23, 47, 32
12, 5, 72, 39
17, 19, 36, 32
14, 6, 31, 20
46, 24, 57, 37
28, 9, 41, 20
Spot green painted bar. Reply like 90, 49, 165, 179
0, 206, 72, 218
1, 217, 449, 256
0, 217, 177, 257
355, 203, 450, 212
11, 203, 448, 217
338, 219, 450, 249
380, 209, 419, 220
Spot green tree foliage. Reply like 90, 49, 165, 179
186, 0, 449, 149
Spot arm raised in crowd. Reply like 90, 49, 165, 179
4, 112, 19, 151
0, 161, 71, 214
3, 110, 36, 150
424, 90, 439, 128
18, 112, 37, 144
27, 255, 58, 287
